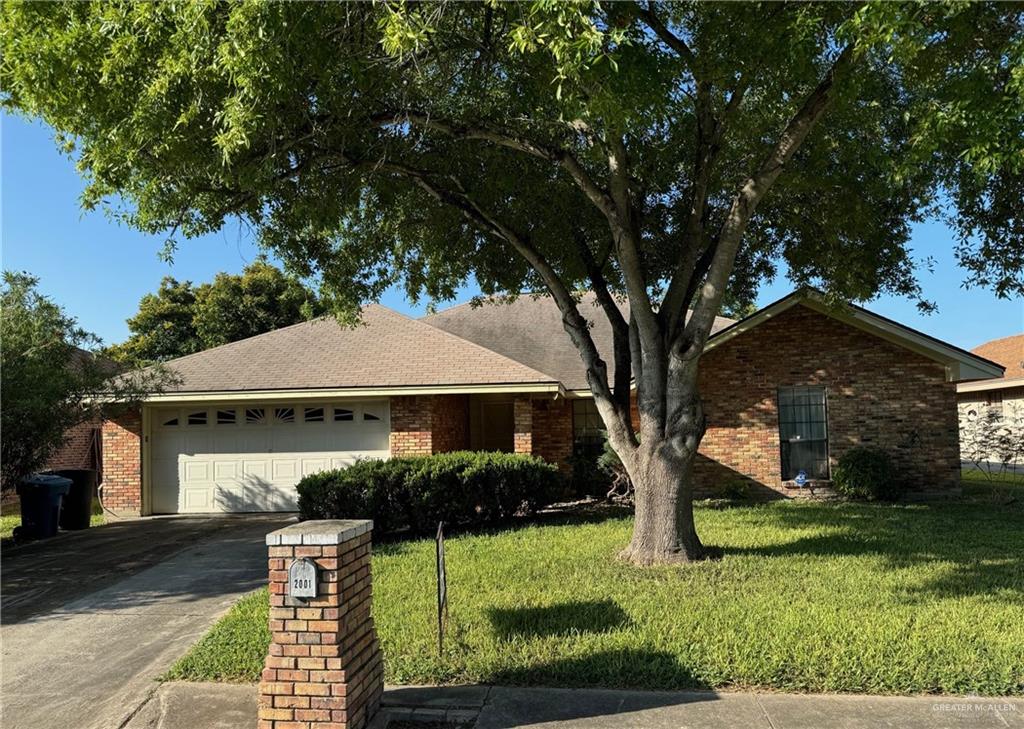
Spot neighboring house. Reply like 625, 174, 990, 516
957, 333, 1024, 475
44, 419, 103, 474
100, 289, 1003, 515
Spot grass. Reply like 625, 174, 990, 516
166, 500, 1024, 696
960, 469, 1024, 502
0, 502, 106, 542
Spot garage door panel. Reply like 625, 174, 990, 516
301, 458, 334, 476
242, 460, 268, 481
183, 488, 214, 512
151, 399, 389, 514
271, 459, 299, 482
183, 461, 211, 484
214, 460, 239, 480
214, 484, 246, 512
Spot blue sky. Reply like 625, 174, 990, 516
2, 113, 1021, 351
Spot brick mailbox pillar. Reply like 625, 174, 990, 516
260, 520, 383, 729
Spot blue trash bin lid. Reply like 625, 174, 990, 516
20, 474, 72, 494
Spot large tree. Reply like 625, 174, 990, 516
107, 260, 322, 365
0, 272, 160, 490
3, 2, 1021, 563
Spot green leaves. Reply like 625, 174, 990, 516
1, 0, 1021, 317
106, 260, 322, 366
1, 272, 101, 489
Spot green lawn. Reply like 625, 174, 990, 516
961, 468, 1024, 498
167, 501, 1024, 695
0, 511, 105, 542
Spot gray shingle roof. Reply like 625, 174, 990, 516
155, 304, 558, 392
423, 292, 735, 391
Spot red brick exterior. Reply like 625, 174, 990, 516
260, 527, 382, 729
100, 409, 142, 515
513, 396, 533, 454
694, 305, 960, 498
532, 398, 573, 470
511, 305, 959, 500
431, 395, 470, 453
389, 395, 469, 456
44, 418, 103, 474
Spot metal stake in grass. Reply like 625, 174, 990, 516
436, 521, 448, 655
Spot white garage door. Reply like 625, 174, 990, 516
150, 401, 390, 514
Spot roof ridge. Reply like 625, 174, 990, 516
377, 304, 561, 383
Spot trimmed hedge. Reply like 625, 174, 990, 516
296, 451, 561, 534
832, 446, 901, 501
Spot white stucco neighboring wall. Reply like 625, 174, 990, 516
958, 379, 1024, 475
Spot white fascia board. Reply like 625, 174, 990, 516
134, 382, 564, 405
956, 376, 1024, 394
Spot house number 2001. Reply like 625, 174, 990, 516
288, 558, 318, 599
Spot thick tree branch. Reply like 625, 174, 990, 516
576, 234, 633, 420
680, 45, 857, 356
636, 2, 699, 75
371, 111, 619, 220
340, 149, 636, 442
606, 134, 658, 338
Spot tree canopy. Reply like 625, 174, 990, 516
0, 272, 157, 489
3, 1, 1021, 561
106, 260, 323, 365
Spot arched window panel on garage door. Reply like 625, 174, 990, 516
186, 410, 208, 426
362, 402, 386, 422
158, 409, 181, 428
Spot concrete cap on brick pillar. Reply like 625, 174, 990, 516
265, 519, 373, 546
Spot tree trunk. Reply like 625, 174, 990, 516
619, 438, 708, 565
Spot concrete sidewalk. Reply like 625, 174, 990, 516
129, 682, 1024, 729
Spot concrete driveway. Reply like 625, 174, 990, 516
1, 514, 292, 729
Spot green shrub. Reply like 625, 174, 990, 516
716, 479, 751, 502
296, 451, 561, 535
566, 450, 610, 499
832, 447, 900, 501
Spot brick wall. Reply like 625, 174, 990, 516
45, 418, 103, 474
100, 409, 142, 516
261, 522, 382, 729
389, 396, 433, 456
695, 304, 960, 498
532, 398, 573, 470
512, 396, 533, 454
390, 395, 469, 456
431, 395, 469, 453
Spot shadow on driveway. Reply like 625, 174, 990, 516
1, 514, 293, 624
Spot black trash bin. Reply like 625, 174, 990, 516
52, 469, 98, 531
15, 474, 71, 540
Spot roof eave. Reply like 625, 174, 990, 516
131, 381, 566, 404
956, 376, 1024, 394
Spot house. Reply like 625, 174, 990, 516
100, 289, 1004, 515
957, 333, 1024, 475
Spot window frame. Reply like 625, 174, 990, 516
571, 398, 606, 458
776, 385, 831, 481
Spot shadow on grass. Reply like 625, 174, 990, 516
484, 647, 713, 692
488, 599, 631, 639
372, 500, 635, 556
725, 502, 1024, 603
